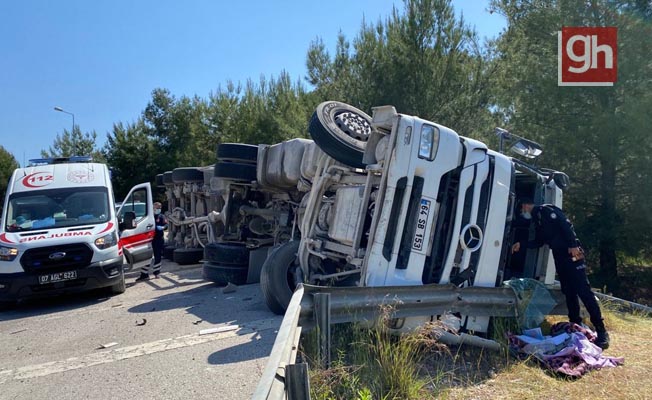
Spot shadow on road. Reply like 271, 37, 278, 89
207, 330, 277, 365
127, 282, 275, 325
0, 289, 114, 322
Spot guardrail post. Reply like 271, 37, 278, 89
314, 293, 331, 369
286, 363, 311, 400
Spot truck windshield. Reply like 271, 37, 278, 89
4, 187, 110, 232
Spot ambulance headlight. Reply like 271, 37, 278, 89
95, 232, 118, 250
418, 125, 440, 160
0, 246, 18, 261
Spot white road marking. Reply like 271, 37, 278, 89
0, 318, 279, 383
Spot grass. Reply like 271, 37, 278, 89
304, 301, 652, 400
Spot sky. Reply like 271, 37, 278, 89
0, 0, 506, 166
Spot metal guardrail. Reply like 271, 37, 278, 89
253, 283, 652, 399
252, 282, 568, 400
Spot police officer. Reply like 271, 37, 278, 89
136, 202, 167, 281
512, 203, 610, 349
505, 198, 534, 280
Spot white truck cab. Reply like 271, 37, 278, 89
0, 157, 154, 304
259, 102, 569, 334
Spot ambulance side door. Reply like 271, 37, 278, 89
117, 183, 155, 271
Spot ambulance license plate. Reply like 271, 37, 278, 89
412, 198, 431, 251
39, 270, 77, 284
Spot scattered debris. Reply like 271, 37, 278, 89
98, 342, 119, 349
136, 318, 147, 326
9, 329, 28, 335
222, 282, 238, 294
199, 325, 239, 335
111, 303, 123, 308
193, 319, 203, 325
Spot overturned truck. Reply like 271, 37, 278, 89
258, 101, 569, 334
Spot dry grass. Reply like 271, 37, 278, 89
306, 302, 652, 400
441, 306, 652, 400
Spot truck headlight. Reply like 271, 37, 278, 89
418, 125, 440, 160
0, 246, 18, 261
95, 232, 118, 250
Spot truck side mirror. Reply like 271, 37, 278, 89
122, 211, 137, 230
552, 172, 570, 190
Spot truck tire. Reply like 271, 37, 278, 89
109, 273, 126, 295
155, 174, 164, 187
173, 248, 203, 265
214, 162, 257, 182
260, 241, 300, 315
202, 262, 249, 286
308, 101, 372, 168
163, 245, 176, 260
162, 171, 174, 184
204, 242, 249, 266
172, 167, 204, 183
217, 143, 258, 164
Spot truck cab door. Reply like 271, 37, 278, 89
117, 183, 155, 272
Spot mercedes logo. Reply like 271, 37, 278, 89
49, 252, 67, 260
459, 224, 483, 252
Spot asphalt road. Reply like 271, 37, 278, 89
0, 261, 282, 400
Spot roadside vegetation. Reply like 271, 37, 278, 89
303, 303, 652, 400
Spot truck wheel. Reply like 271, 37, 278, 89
109, 274, 126, 295
155, 174, 164, 187
204, 242, 250, 265
162, 171, 174, 184
202, 262, 249, 286
172, 167, 204, 183
163, 245, 176, 260
217, 143, 258, 164
173, 248, 203, 265
214, 162, 257, 182
260, 241, 300, 315
308, 101, 372, 168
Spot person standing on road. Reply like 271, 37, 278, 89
511, 203, 610, 349
136, 202, 167, 281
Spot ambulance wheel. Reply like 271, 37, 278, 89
260, 241, 301, 315
109, 274, 126, 295
216, 143, 258, 164
308, 101, 372, 169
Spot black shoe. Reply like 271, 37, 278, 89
135, 273, 150, 282
153, 271, 160, 279
595, 330, 610, 350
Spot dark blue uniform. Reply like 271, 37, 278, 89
140, 212, 167, 277
526, 205, 605, 331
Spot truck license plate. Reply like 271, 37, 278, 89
412, 198, 431, 251
39, 270, 78, 284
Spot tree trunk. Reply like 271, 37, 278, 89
599, 157, 619, 287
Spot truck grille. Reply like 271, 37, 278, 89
20, 243, 93, 274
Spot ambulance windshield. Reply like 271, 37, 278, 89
4, 187, 110, 232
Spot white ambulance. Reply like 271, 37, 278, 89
0, 156, 154, 306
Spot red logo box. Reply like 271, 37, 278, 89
558, 27, 617, 86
